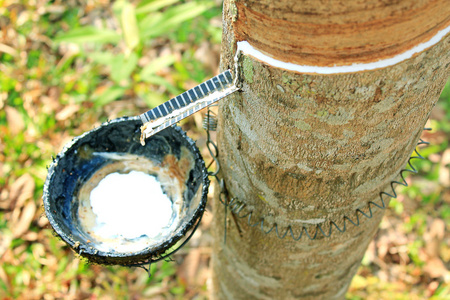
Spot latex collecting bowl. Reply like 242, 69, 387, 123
43, 117, 209, 265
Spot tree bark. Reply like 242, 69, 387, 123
211, 1, 450, 299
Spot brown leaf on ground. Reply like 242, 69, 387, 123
177, 248, 202, 287
0, 43, 17, 57
426, 281, 440, 298
443, 189, 450, 204
196, 251, 212, 287
22, 231, 38, 242
441, 237, 450, 263
0, 233, 13, 259
424, 218, 445, 258
428, 153, 441, 163
421, 129, 448, 146
0, 92, 7, 109
0, 265, 8, 288
4, 174, 35, 210
0, 189, 9, 210
12, 201, 37, 238
41, 87, 61, 114
37, 214, 49, 228
23, 88, 43, 119
441, 149, 450, 166
423, 257, 448, 279
5, 106, 25, 135
55, 104, 80, 121
439, 149, 450, 187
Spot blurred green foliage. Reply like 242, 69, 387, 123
0, 0, 219, 298
52, 0, 219, 108
0, 0, 449, 299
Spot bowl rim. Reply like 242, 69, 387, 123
42, 116, 210, 265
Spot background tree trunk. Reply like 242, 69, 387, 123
211, 1, 450, 299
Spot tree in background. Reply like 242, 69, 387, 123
212, 1, 450, 299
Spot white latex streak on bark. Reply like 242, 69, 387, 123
236, 25, 450, 74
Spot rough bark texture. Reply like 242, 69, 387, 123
233, 0, 450, 66
211, 1, 450, 299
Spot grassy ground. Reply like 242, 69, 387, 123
0, 1, 449, 299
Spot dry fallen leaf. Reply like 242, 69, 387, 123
23, 88, 43, 119
22, 231, 38, 241
6, 173, 35, 210
56, 104, 80, 121
376, 235, 390, 261
441, 239, 450, 263
177, 248, 202, 287
441, 149, 450, 166
424, 218, 445, 258
41, 87, 61, 114
0, 233, 12, 259
426, 281, 440, 298
5, 105, 25, 135
0, 92, 7, 109
12, 201, 37, 238
37, 214, 49, 228
0, 264, 7, 280
424, 257, 448, 279
439, 149, 450, 187
0, 189, 10, 210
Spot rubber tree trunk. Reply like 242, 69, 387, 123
211, 1, 450, 299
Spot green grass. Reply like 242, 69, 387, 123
0, 0, 449, 299
0, 0, 217, 298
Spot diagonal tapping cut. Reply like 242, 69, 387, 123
216, 129, 431, 241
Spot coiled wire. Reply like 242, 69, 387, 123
204, 104, 220, 177
204, 115, 431, 241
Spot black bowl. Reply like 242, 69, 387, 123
43, 117, 209, 265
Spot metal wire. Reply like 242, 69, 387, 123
204, 105, 220, 176
203, 110, 218, 131
204, 114, 431, 241
123, 211, 204, 275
